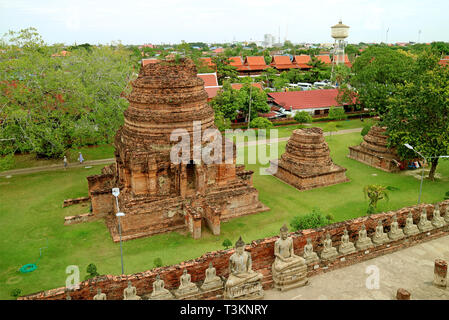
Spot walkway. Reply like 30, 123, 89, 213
0, 128, 362, 177
264, 235, 449, 300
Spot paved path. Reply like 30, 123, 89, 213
0, 128, 362, 177
264, 235, 449, 300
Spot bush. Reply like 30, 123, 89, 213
249, 117, 273, 129
10, 288, 22, 299
361, 124, 372, 136
85, 263, 100, 280
290, 208, 333, 231
222, 239, 232, 249
444, 191, 449, 200
153, 257, 163, 268
328, 106, 348, 120
0, 153, 15, 172
215, 113, 231, 131
294, 111, 312, 124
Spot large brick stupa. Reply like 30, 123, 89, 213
269, 127, 349, 190
87, 58, 268, 241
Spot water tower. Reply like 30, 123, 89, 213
331, 20, 350, 66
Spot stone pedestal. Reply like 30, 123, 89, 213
269, 127, 349, 191
272, 264, 308, 291
174, 285, 200, 299
148, 290, 174, 300
433, 259, 447, 288
396, 288, 411, 300
224, 279, 264, 300
200, 278, 223, 292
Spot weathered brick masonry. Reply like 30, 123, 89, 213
20, 200, 449, 300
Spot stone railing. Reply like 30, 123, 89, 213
19, 200, 449, 300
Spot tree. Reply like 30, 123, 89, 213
349, 47, 414, 116
383, 55, 449, 180
211, 56, 238, 85
222, 239, 232, 249
249, 117, 273, 129
209, 81, 241, 121
363, 185, 389, 213
237, 83, 270, 122
328, 106, 347, 120
294, 111, 312, 124
85, 263, 100, 280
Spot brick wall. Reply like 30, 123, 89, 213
19, 200, 449, 300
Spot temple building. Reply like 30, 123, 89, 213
268, 127, 349, 190
87, 58, 268, 242
348, 126, 401, 172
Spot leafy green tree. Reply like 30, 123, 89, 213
249, 117, 273, 129
85, 263, 100, 280
294, 111, 312, 124
211, 56, 238, 84
10, 288, 22, 299
349, 47, 414, 116
210, 81, 241, 121
222, 239, 232, 249
238, 83, 270, 121
363, 185, 389, 214
328, 106, 347, 120
383, 56, 449, 180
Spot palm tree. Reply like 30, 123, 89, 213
363, 184, 389, 214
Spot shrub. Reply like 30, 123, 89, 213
0, 153, 15, 172
10, 288, 22, 299
222, 239, 232, 249
85, 263, 100, 280
294, 111, 312, 124
328, 106, 347, 120
290, 208, 333, 231
444, 191, 449, 200
249, 117, 273, 129
215, 113, 231, 131
363, 184, 389, 214
361, 124, 372, 136
153, 257, 163, 268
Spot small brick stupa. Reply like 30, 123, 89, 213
269, 127, 349, 190
87, 58, 268, 241
348, 126, 400, 172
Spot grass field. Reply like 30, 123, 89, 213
6, 119, 371, 171
1, 131, 448, 299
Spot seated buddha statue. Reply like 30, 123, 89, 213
338, 228, 356, 255
417, 208, 433, 232
200, 262, 223, 291
303, 238, 320, 265
174, 269, 199, 298
372, 220, 390, 245
320, 233, 338, 262
272, 224, 308, 290
355, 224, 373, 251
388, 214, 405, 241
93, 288, 107, 300
123, 281, 141, 300
149, 274, 174, 300
444, 206, 449, 224
224, 236, 264, 300
431, 204, 446, 228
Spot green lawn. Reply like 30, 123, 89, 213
1, 131, 448, 299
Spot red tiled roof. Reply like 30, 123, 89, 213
231, 83, 263, 90
439, 59, 449, 66
229, 56, 243, 66
198, 73, 219, 87
213, 48, 224, 53
141, 58, 159, 66
268, 89, 353, 110
259, 111, 278, 118
204, 86, 221, 100
292, 55, 312, 69
316, 55, 332, 64
270, 55, 298, 70
51, 50, 70, 57
243, 56, 269, 71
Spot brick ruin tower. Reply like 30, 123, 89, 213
348, 126, 400, 172
268, 127, 349, 190
87, 58, 269, 241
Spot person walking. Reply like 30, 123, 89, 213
63, 156, 68, 170
78, 152, 84, 164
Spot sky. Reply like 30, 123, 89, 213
1, 0, 448, 45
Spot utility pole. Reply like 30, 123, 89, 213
247, 82, 253, 129
386, 27, 389, 44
